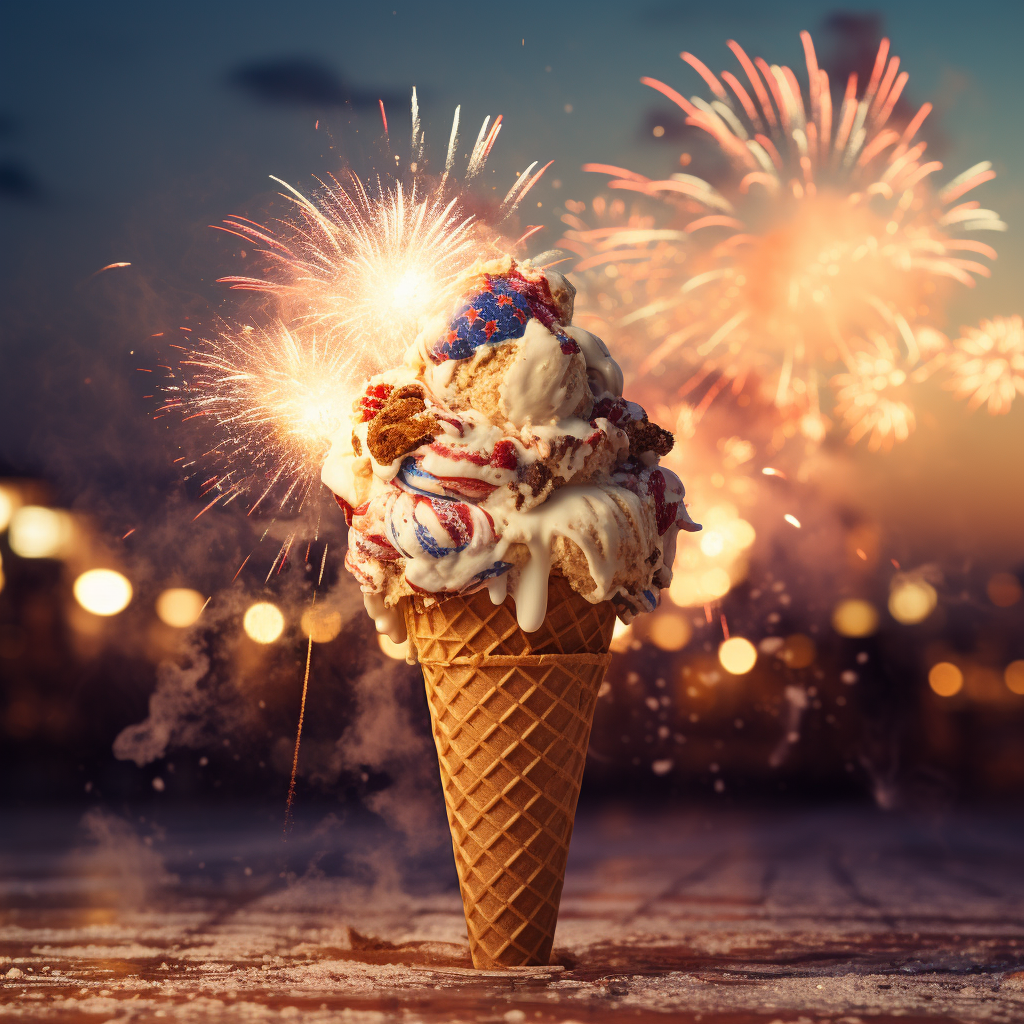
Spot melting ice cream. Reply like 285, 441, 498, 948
322, 256, 700, 641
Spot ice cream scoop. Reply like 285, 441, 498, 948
322, 255, 699, 639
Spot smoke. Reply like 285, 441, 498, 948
329, 655, 445, 850
113, 651, 215, 766
110, 565, 445, 852
71, 809, 177, 908
768, 684, 809, 769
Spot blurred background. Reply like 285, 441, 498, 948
2, 0, 1024, 842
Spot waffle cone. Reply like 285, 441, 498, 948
405, 576, 614, 969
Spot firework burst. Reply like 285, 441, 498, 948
160, 321, 352, 516
943, 315, 1024, 416
162, 94, 545, 515
561, 32, 1005, 439
830, 333, 924, 452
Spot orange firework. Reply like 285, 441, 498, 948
942, 315, 1024, 415
160, 321, 354, 516
830, 333, 924, 452
561, 32, 1005, 440
162, 94, 545, 515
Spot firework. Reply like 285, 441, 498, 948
561, 32, 1005, 438
943, 315, 1024, 416
659, 426, 760, 608
163, 94, 545, 515
160, 321, 352, 516
830, 333, 921, 451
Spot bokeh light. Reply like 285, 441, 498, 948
610, 618, 633, 653
8, 506, 71, 559
832, 599, 880, 638
1005, 661, 1024, 696
155, 588, 206, 628
670, 567, 732, 606
243, 602, 284, 644
301, 606, 343, 643
0, 486, 16, 532
668, 503, 754, 607
779, 634, 816, 669
647, 612, 693, 652
987, 572, 1022, 608
888, 579, 938, 624
378, 634, 411, 661
73, 569, 133, 617
929, 662, 964, 697
719, 637, 757, 675
699, 532, 725, 558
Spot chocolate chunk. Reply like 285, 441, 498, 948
550, 435, 584, 466
624, 416, 674, 459
519, 461, 553, 497
518, 461, 555, 507
366, 384, 437, 465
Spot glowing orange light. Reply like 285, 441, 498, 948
0, 486, 17, 533
609, 619, 634, 653
987, 572, 1022, 608
831, 335, 919, 452
945, 315, 1024, 416
1005, 661, 1024, 695
888, 578, 937, 624
9, 506, 72, 559
243, 602, 284, 644
719, 637, 757, 675
928, 662, 963, 697
74, 569, 133, 616
832, 599, 879, 638
156, 588, 206, 628
647, 612, 693, 652
779, 634, 816, 669
378, 634, 412, 660
301, 606, 343, 643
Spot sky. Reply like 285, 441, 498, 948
0, 0, 1022, 488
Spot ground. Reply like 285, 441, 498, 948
2, 804, 1024, 1023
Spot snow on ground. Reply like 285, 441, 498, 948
2, 805, 1024, 1022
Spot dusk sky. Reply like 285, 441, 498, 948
3, 4, 1022, 412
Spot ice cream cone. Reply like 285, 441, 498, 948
405, 575, 614, 969
324, 257, 700, 964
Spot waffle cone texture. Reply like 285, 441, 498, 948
405, 576, 614, 969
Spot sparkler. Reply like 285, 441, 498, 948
561, 32, 1006, 444
943, 315, 1024, 416
162, 94, 545, 516
161, 321, 353, 516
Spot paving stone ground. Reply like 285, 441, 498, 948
2, 804, 1024, 1023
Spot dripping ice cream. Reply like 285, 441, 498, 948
321, 255, 700, 641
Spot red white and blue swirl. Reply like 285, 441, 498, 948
430, 277, 531, 362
